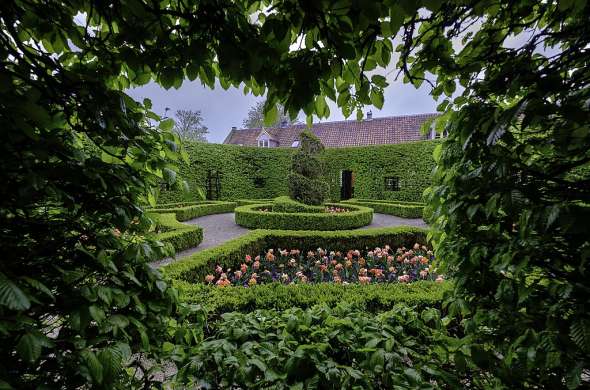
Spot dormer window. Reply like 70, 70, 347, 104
258, 139, 269, 147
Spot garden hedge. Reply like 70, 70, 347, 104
149, 213, 203, 253
150, 200, 236, 221
174, 280, 451, 316
163, 226, 429, 283
158, 140, 439, 203
234, 203, 373, 230
235, 198, 275, 206
271, 196, 324, 213
342, 198, 425, 218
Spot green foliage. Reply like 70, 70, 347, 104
149, 213, 203, 253
150, 201, 236, 221
160, 141, 438, 204
178, 304, 483, 388
234, 203, 373, 230
175, 280, 451, 316
235, 198, 276, 206
272, 196, 324, 213
164, 226, 428, 283
407, 1, 590, 387
288, 131, 329, 205
342, 199, 425, 219
159, 143, 294, 203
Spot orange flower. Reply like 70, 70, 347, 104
359, 276, 371, 285
358, 258, 366, 267
359, 268, 367, 276
335, 263, 343, 271
345, 259, 353, 268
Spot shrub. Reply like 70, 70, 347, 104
175, 280, 450, 316
150, 201, 236, 221
342, 199, 425, 219
149, 213, 203, 252
163, 226, 429, 283
288, 131, 329, 205
272, 196, 324, 213
234, 203, 372, 230
178, 304, 478, 388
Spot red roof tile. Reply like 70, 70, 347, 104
223, 113, 438, 148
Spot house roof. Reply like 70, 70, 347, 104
223, 113, 438, 148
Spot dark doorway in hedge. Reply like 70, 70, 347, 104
206, 170, 221, 200
340, 170, 354, 200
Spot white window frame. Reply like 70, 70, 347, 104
258, 139, 269, 147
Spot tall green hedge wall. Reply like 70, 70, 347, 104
161, 140, 439, 203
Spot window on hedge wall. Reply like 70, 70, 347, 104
253, 177, 266, 188
384, 176, 400, 191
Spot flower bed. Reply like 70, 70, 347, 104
204, 243, 443, 287
234, 202, 372, 230
163, 226, 429, 283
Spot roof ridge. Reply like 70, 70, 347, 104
231, 112, 438, 131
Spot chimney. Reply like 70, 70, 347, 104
231, 126, 237, 130
366, 110, 373, 120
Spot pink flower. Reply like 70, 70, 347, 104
398, 274, 411, 283
215, 265, 223, 274
245, 255, 252, 263
435, 276, 444, 283
241, 263, 248, 273
204, 274, 215, 283
234, 270, 242, 279
420, 270, 428, 279
253, 261, 260, 270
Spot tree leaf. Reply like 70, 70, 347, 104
0, 273, 30, 310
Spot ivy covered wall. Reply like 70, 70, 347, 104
160, 140, 439, 203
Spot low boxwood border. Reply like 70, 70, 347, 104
234, 203, 373, 230
235, 198, 275, 206
175, 280, 450, 316
342, 199, 424, 219
150, 200, 237, 221
272, 196, 325, 213
149, 213, 203, 252
163, 226, 428, 283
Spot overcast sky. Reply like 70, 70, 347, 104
128, 77, 439, 144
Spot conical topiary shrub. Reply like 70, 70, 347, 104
288, 131, 329, 205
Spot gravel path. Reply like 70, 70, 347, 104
151, 212, 426, 267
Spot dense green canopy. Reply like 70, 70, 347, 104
1, 0, 588, 388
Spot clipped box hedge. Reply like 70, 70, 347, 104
235, 198, 275, 206
163, 226, 428, 283
174, 280, 451, 316
148, 213, 203, 252
150, 200, 236, 221
234, 202, 373, 230
272, 196, 325, 213
342, 199, 425, 219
